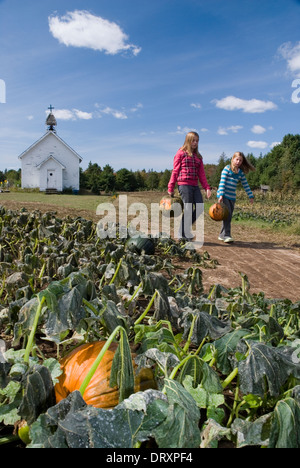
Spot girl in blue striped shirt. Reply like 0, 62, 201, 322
217, 151, 255, 243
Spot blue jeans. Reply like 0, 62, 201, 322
219, 197, 235, 238
178, 185, 203, 239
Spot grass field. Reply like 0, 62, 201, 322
0, 190, 112, 214
0, 189, 299, 240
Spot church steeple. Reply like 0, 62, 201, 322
45, 104, 57, 132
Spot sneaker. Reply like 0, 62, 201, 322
224, 237, 234, 243
218, 236, 225, 241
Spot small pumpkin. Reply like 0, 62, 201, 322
159, 195, 183, 218
208, 202, 229, 222
126, 235, 155, 255
55, 341, 156, 409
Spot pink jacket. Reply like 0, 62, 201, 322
168, 149, 211, 193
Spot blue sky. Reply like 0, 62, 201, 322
0, 0, 300, 172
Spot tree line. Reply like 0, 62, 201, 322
2, 133, 300, 193
80, 133, 300, 194
79, 164, 172, 194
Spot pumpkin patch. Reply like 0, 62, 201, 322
0, 203, 300, 449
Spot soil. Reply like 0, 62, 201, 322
198, 221, 300, 302
1, 198, 300, 302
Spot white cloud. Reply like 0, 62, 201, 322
48, 10, 141, 56
48, 108, 93, 121
218, 125, 243, 135
251, 125, 266, 134
101, 106, 128, 119
270, 141, 281, 148
95, 102, 144, 119
48, 106, 129, 121
53, 109, 76, 120
278, 42, 300, 77
191, 103, 202, 109
73, 109, 93, 120
247, 140, 268, 149
213, 96, 277, 113
172, 126, 198, 135
130, 103, 143, 113
170, 126, 208, 136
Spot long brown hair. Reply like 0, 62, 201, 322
181, 131, 202, 159
231, 151, 255, 174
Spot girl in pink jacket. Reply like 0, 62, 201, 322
168, 131, 211, 241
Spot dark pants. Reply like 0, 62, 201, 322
178, 185, 203, 238
219, 197, 235, 238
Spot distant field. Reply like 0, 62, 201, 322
0, 190, 180, 215
0, 191, 112, 214
0, 190, 299, 239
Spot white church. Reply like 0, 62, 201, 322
19, 106, 83, 193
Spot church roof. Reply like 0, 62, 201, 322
36, 155, 66, 170
18, 131, 83, 162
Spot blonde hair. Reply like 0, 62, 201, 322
231, 151, 255, 174
181, 131, 202, 159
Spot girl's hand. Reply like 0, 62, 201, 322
218, 196, 223, 203
168, 191, 174, 197
206, 189, 212, 199
250, 198, 254, 205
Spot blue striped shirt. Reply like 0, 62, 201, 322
217, 165, 254, 201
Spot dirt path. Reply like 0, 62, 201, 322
1, 198, 299, 302
198, 218, 300, 301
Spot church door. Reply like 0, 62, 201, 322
47, 169, 57, 189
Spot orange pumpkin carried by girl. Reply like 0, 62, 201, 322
159, 195, 183, 218
208, 202, 229, 222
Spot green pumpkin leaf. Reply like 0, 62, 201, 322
110, 330, 135, 403
269, 397, 300, 448
152, 379, 201, 448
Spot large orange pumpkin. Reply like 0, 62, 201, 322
55, 341, 156, 409
208, 202, 229, 221
159, 195, 183, 218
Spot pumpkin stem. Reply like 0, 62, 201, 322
162, 355, 196, 392
134, 290, 158, 326
109, 258, 122, 285
124, 282, 142, 307
24, 295, 46, 364
79, 325, 124, 397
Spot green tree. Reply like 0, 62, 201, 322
134, 170, 146, 190
82, 162, 102, 194
146, 171, 160, 190
116, 168, 137, 191
98, 165, 116, 193
159, 169, 172, 191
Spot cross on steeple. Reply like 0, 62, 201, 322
46, 104, 57, 132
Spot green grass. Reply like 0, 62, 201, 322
0, 191, 112, 214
